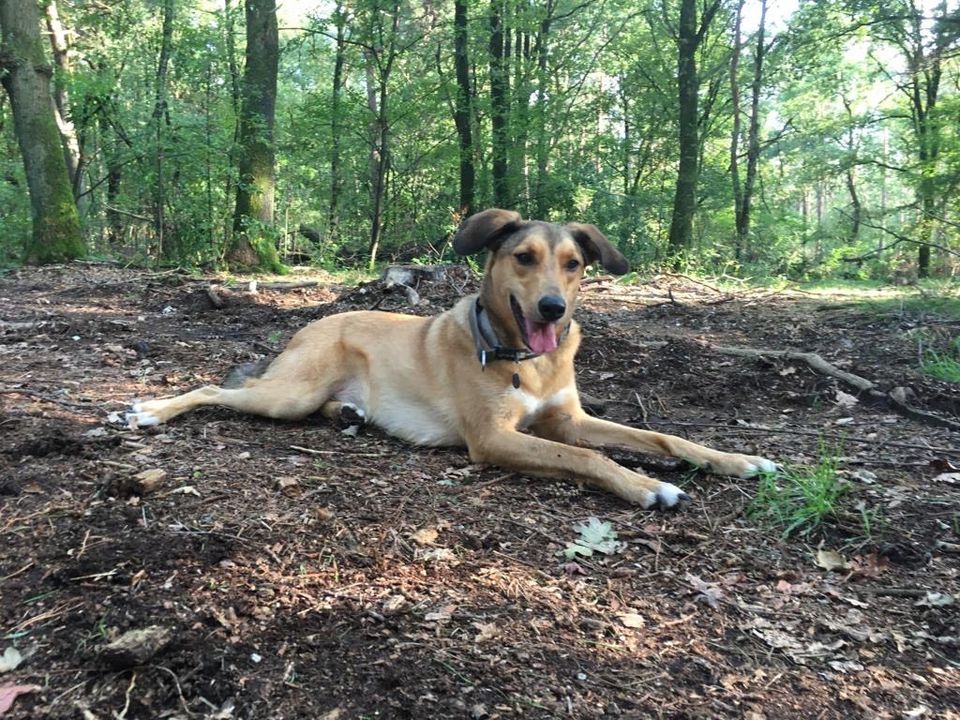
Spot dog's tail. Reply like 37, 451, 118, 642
221, 358, 273, 388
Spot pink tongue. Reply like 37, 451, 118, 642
524, 319, 558, 354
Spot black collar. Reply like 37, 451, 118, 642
469, 298, 576, 370
468, 298, 541, 369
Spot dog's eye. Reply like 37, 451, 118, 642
515, 252, 535, 266
565, 258, 580, 271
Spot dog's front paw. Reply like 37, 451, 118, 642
707, 453, 779, 478
647, 481, 691, 510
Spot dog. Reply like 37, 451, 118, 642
128, 209, 776, 508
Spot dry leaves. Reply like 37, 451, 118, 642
0, 684, 41, 715
815, 549, 850, 572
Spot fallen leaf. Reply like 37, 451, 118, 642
0, 684, 41, 714
915, 592, 954, 607
617, 613, 646, 629
424, 604, 456, 622
849, 553, 889, 578
275, 477, 300, 496
815, 549, 850, 572
418, 548, 456, 562
835, 390, 859, 408
561, 517, 626, 559
0, 648, 22, 674
473, 621, 499, 643
100, 626, 173, 668
134, 468, 166, 494
412, 527, 438, 545
381, 595, 407, 614
685, 573, 723, 610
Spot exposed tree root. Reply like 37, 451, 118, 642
634, 340, 960, 432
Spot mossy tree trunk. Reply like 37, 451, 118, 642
0, 0, 83, 264
228, 0, 279, 270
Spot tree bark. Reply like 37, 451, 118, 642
533, 1, 553, 218
228, 0, 280, 269
667, 0, 706, 259
365, 0, 400, 269
152, 0, 174, 258
739, 0, 767, 257
328, 0, 347, 240
0, 0, 83, 263
729, 0, 744, 260
489, 0, 510, 208
43, 0, 82, 199
452, 0, 475, 218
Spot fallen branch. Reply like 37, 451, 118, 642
633, 340, 960, 431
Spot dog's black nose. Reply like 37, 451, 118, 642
538, 295, 566, 322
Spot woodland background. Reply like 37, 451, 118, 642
1, 0, 959, 279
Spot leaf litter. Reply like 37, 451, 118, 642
0, 266, 958, 718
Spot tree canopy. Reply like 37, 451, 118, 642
1, 0, 958, 278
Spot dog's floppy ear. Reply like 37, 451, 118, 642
566, 223, 630, 275
453, 208, 523, 255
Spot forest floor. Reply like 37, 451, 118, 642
0, 264, 958, 720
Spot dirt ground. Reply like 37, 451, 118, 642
1, 265, 958, 720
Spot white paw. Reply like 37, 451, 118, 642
742, 457, 779, 477
643, 482, 691, 510
126, 409, 160, 428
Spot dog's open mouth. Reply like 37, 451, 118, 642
510, 295, 558, 354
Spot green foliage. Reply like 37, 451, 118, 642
747, 444, 848, 539
921, 337, 960, 383
0, 0, 958, 274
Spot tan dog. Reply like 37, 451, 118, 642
128, 209, 776, 508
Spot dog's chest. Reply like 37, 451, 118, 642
512, 386, 573, 429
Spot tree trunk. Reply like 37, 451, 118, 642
43, 0, 82, 199
328, 0, 346, 240
453, 0, 474, 218
489, 0, 510, 208
533, 1, 552, 218
228, 0, 280, 269
152, 0, 174, 259
729, 0, 744, 260
511, 26, 530, 212
0, 0, 83, 263
666, 0, 701, 259
739, 0, 767, 258
365, 0, 400, 270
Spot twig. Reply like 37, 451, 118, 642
0, 562, 34, 583
0, 387, 99, 414
290, 444, 389, 459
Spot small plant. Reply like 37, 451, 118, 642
747, 443, 848, 538
921, 338, 960, 383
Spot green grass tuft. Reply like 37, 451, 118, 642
747, 444, 848, 539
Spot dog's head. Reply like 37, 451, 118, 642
454, 209, 629, 354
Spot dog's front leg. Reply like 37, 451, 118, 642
467, 430, 688, 508
541, 412, 777, 478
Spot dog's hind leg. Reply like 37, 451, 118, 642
319, 400, 367, 427
128, 377, 335, 427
